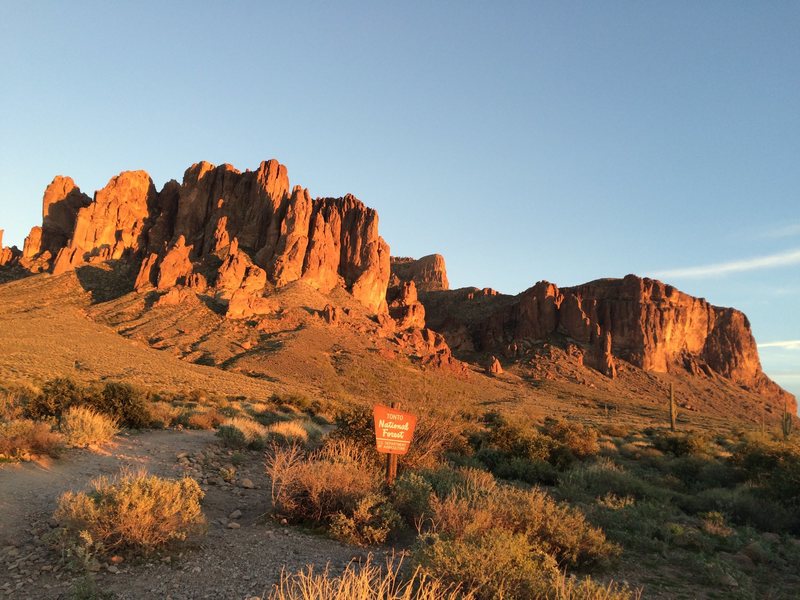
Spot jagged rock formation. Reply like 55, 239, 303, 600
390, 254, 449, 291
8, 160, 391, 315
0, 230, 16, 267
422, 275, 793, 410
387, 280, 426, 329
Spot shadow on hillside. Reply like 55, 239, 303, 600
75, 262, 135, 303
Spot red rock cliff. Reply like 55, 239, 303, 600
8, 160, 391, 314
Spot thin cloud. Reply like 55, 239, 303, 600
758, 340, 800, 350
653, 248, 800, 279
762, 223, 800, 239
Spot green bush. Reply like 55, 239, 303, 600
88, 382, 150, 429
542, 417, 600, 459
392, 471, 434, 524
653, 432, 712, 457
330, 494, 402, 545
25, 377, 86, 419
414, 531, 558, 600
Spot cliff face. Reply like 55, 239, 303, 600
425, 274, 794, 410
390, 254, 449, 291
9, 160, 391, 314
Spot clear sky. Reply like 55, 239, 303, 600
1, 2, 798, 399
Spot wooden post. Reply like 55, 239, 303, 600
386, 402, 399, 485
669, 383, 676, 432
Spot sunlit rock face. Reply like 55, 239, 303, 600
13, 160, 391, 314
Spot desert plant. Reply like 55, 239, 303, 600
25, 377, 86, 419
60, 406, 118, 447
147, 402, 183, 429
669, 382, 677, 431
89, 382, 150, 429
423, 467, 618, 567
266, 440, 381, 525
217, 416, 267, 449
269, 554, 471, 600
413, 530, 558, 599
187, 407, 224, 430
330, 494, 402, 545
0, 418, 63, 459
54, 469, 205, 555
781, 400, 794, 441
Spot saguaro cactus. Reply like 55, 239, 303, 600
669, 383, 677, 432
782, 400, 794, 440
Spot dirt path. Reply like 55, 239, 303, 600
0, 430, 375, 599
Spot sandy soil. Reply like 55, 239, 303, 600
0, 430, 375, 599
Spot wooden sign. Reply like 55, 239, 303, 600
373, 404, 417, 455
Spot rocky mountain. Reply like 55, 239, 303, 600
0, 159, 794, 416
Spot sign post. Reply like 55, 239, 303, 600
373, 402, 417, 485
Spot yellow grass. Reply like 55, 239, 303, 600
268, 554, 471, 600
60, 406, 119, 447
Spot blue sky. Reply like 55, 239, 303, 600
1, 2, 798, 398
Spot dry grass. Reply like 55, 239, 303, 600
268, 554, 471, 600
267, 440, 380, 523
267, 420, 310, 444
60, 406, 118, 447
188, 407, 225, 430
148, 401, 183, 428
54, 469, 206, 555
222, 416, 267, 443
0, 418, 63, 459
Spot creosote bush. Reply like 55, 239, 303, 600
60, 406, 118, 448
0, 418, 63, 459
54, 469, 205, 555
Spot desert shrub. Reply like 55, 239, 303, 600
88, 382, 150, 429
330, 494, 402, 545
653, 432, 712, 457
267, 440, 382, 525
542, 417, 600, 459
60, 406, 118, 447
392, 472, 434, 524
424, 468, 617, 567
414, 531, 558, 599
147, 402, 184, 429
271, 392, 314, 413
0, 391, 23, 421
217, 417, 267, 449
559, 459, 657, 502
491, 455, 559, 485
25, 377, 86, 419
269, 554, 471, 600
686, 487, 796, 532
485, 423, 556, 463
54, 470, 205, 555
186, 407, 224, 430
731, 440, 800, 509
0, 418, 63, 459
266, 419, 324, 447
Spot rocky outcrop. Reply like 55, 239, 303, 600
387, 280, 426, 329
487, 355, 503, 375
423, 275, 793, 409
391, 254, 449, 291
6, 160, 392, 314
40, 177, 92, 256
0, 230, 17, 267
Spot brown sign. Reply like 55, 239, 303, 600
373, 404, 417, 455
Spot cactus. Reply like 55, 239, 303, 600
782, 400, 794, 440
669, 383, 677, 432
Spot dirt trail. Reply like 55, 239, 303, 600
0, 430, 372, 599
